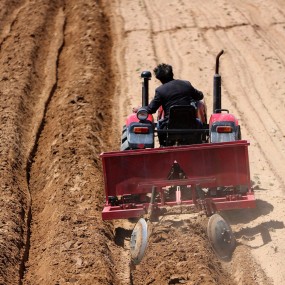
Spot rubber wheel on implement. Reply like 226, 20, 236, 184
130, 218, 148, 265
207, 213, 236, 261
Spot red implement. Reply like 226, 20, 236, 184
100, 140, 255, 220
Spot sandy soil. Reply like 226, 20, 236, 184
0, 0, 284, 284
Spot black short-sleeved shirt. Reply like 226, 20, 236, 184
146, 79, 203, 117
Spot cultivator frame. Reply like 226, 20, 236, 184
101, 140, 255, 220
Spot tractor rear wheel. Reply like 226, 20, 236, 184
120, 125, 130, 150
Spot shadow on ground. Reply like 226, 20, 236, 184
221, 199, 284, 250
222, 199, 274, 225
234, 220, 284, 248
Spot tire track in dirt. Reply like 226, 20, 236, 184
143, 0, 183, 75
226, 22, 284, 189
141, 0, 158, 62
233, 1, 285, 130
109, 0, 157, 130
220, 33, 285, 187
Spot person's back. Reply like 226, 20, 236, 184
154, 79, 203, 118
132, 63, 206, 145
133, 63, 204, 123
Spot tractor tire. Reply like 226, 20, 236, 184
120, 125, 130, 151
236, 125, 242, 140
121, 129, 127, 142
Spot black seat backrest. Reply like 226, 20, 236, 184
167, 105, 197, 129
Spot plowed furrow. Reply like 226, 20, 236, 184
0, 1, 66, 283
22, 1, 119, 284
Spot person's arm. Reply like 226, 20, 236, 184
190, 84, 204, 101
145, 90, 162, 114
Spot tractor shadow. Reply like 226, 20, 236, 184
114, 227, 132, 247
221, 199, 284, 249
233, 220, 284, 249
221, 199, 274, 225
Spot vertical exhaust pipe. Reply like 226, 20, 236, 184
213, 50, 224, 113
141, 71, 152, 106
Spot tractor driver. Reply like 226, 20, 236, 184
133, 63, 205, 129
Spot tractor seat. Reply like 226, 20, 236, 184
167, 105, 198, 129
160, 105, 202, 146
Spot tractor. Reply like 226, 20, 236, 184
100, 51, 255, 264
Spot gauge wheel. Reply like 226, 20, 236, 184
207, 213, 236, 261
130, 218, 148, 265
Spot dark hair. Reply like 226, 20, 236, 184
153, 63, 174, 83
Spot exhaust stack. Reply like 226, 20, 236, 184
141, 71, 152, 106
213, 50, 224, 113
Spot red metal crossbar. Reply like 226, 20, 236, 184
100, 140, 255, 220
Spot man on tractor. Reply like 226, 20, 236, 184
133, 63, 206, 145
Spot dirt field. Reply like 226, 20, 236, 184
0, 0, 284, 284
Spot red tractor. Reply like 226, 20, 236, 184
100, 51, 255, 264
